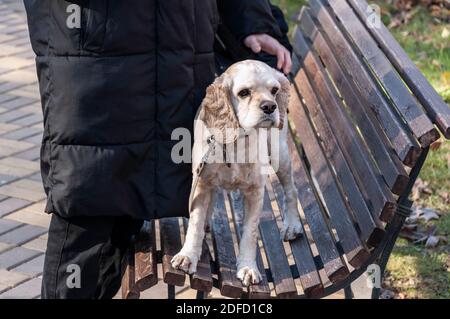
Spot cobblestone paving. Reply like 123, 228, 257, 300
0, 0, 46, 299
0, 0, 199, 299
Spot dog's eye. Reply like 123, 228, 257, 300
238, 89, 251, 98
271, 87, 279, 95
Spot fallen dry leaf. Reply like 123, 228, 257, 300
414, 226, 437, 245
402, 223, 418, 231
438, 191, 450, 204
412, 178, 432, 201
432, 59, 442, 67
401, 216, 444, 247
407, 206, 441, 223
425, 235, 447, 248
400, 224, 427, 241
442, 71, 450, 87
425, 235, 440, 247
442, 27, 450, 38
401, 31, 410, 37
445, 255, 450, 270
430, 138, 443, 151
415, 207, 441, 222
386, 0, 450, 28
398, 292, 407, 299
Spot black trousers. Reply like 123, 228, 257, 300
42, 213, 143, 299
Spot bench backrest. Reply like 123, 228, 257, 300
291, 0, 448, 224
283, 0, 449, 292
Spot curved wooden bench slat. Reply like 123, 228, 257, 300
273, 140, 350, 286
179, 218, 215, 293
289, 88, 385, 249
291, 89, 387, 242
135, 220, 158, 291
298, 8, 409, 195
293, 10, 398, 224
189, 239, 214, 293
308, 0, 421, 167
349, 0, 450, 139
325, 0, 440, 147
160, 218, 186, 287
211, 192, 243, 298
258, 191, 298, 298
268, 174, 324, 297
121, 241, 140, 299
285, 83, 370, 268
228, 191, 271, 299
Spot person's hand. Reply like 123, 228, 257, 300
244, 34, 292, 74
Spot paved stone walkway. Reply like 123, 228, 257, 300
0, 0, 201, 299
0, 0, 48, 299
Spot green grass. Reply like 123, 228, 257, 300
272, 0, 308, 19
382, 4, 450, 299
273, 0, 450, 299
386, 238, 450, 299
385, 7, 450, 103
417, 142, 450, 213
387, 140, 450, 299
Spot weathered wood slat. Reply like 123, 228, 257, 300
289, 81, 386, 248
286, 86, 370, 268
324, 0, 439, 147
190, 241, 214, 293
259, 191, 298, 298
228, 191, 271, 299
211, 191, 243, 298
298, 8, 409, 196
293, 30, 397, 224
121, 241, 140, 299
308, 0, 421, 167
181, 218, 214, 293
135, 220, 158, 291
159, 218, 186, 287
291, 53, 302, 78
268, 173, 325, 296
348, 0, 450, 139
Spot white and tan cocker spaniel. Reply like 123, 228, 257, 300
171, 60, 303, 286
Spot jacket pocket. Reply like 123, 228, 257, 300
49, 0, 108, 55
82, 0, 108, 52
46, 54, 156, 146
49, 143, 156, 218
102, 0, 155, 55
49, 0, 83, 55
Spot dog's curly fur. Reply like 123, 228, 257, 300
198, 77, 240, 144
275, 74, 290, 130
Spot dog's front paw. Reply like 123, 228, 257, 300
171, 252, 199, 274
281, 215, 304, 242
237, 264, 262, 287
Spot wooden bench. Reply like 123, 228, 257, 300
121, 0, 450, 299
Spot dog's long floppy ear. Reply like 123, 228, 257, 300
275, 72, 291, 130
199, 74, 240, 144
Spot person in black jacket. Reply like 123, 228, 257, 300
24, 0, 292, 298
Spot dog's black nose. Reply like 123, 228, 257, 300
260, 102, 277, 114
